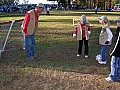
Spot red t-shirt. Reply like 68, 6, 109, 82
81, 23, 86, 37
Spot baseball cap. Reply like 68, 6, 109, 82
98, 16, 108, 22
37, 3, 44, 8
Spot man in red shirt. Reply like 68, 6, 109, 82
21, 3, 44, 60
73, 15, 91, 58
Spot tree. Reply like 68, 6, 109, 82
111, 0, 117, 8
75, 0, 86, 8
55, 0, 67, 9
0, 0, 19, 5
68, 0, 70, 9
49, 0, 118, 10
0, 0, 9, 4
23, 0, 29, 4
47, 0, 57, 1
116, 0, 120, 3
14, 0, 19, 4
60, 0, 67, 9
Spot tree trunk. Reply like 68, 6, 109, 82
68, 0, 70, 9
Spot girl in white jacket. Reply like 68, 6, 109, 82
96, 16, 113, 64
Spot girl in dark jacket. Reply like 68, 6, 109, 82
106, 18, 120, 82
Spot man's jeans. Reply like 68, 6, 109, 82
25, 33, 35, 58
109, 56, 120, 81
99, 45, 108, 62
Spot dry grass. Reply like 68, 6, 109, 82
0, 10, 120, 90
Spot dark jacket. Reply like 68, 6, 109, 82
114, 27, 120, 42
110, 34, 120, 57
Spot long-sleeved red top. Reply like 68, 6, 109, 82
74, 22, 90, 38
21, 9, 39, 35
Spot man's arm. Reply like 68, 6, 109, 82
21, 13, 30, 35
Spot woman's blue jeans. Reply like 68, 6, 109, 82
109, 56, 120, 81
99, 45, 108, 62
25, 33, 35, 58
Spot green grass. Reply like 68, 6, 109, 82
0, 10, 120, 90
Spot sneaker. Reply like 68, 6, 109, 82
27, 56, 34, 60
33, 54, 39, 59
98, 61, 106, 64
105, 77, 114, 82
23, 47, 25, 50
77, 54, 81, 57
85, 55, 88, 58
96, 54, 102, 61
117, 77, 120, 80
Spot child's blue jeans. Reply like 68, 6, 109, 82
109, 56, 120, 81
99, 45, 108, 62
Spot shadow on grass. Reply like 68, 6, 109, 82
0, 13, 25, 17
1, 10, 120, 90
49, 10, 120, 16
0, 38, 110, 76
0, 10, 116, 76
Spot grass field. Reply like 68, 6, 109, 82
0, 10, 120, 90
